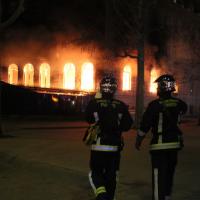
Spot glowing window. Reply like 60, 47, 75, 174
122, 65, 132, 91
150, 68, 159, 93
63, 63, 76, 90
81, 62, 94, 91
8, 64, 18, 85
174, 85, 178, 93
39, 63, 50, 88
23, 63, 34, 87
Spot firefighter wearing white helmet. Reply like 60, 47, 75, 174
85, 74, 133, 200
135, 74, 187, 200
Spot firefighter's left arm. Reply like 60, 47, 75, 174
119, 104, 134, 132
139, 101, 155, 133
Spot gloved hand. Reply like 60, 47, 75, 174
135, 135, 144, 151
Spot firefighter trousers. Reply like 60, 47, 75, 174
89, 150, 120, 200
150, 150, 178, 200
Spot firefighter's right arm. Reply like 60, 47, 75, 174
135, 131, 145, 150
85, 100, 97, 124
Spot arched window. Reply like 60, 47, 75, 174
122, 65, 131, 91
8, 64, 18, 85
23, 63, 34, 86
81, 62, 94, 91
39, 63, 50, 88
63, 63, 76, 90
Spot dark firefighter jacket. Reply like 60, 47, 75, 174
138, 96, 187, 151
85, 98, 133, 152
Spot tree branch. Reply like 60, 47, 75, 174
112, 0, 141, 36
114, 49, 138, 59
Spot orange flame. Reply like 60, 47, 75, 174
63, 63, 76, 90
39, 63, 50, 88
8, 64, 18, 85
122, 65, 132, 91
51, 95, 59, 102
81, 62, 94, 91
150, 68, 160, 93
23, 63, 34, 87
175, 85, 178, 93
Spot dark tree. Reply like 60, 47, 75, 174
0, 0, 25, 137
106, 0, 156, 128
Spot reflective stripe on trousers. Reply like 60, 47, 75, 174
89, 171, 107, 196
158, 112, 163, 144
154, 168, 159, 200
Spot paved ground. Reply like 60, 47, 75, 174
0, 116, 200, 200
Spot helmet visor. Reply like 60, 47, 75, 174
100, 82, 117, 93
158, 80, 175, 92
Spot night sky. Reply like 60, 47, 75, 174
4, 0, 105, 36
1, 0, 200, 61
0, 0, 109, 55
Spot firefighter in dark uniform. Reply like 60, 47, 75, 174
135, 74, 187, 200
85, 74, 133, 200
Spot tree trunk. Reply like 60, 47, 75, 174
135, 0, 145, 129
105, 0, 114, 49
0, 0, 24, 137
0, 81, 3, 137
135, 40, 144, 129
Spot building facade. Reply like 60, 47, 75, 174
1, 0, 200, 115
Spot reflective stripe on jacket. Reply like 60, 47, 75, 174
150, 142, 180, 150
91, 144, 118, 152
139, 96, 187, 151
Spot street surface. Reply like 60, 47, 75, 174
0, 116, 200, 200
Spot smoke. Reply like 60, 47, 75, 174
0, 23, 106, 89
1, 24, 103, 64
1, 26, 51, 63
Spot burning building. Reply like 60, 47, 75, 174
1, 0, 200, 116
0, 41, 175, 116
0, 44, 139, 113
